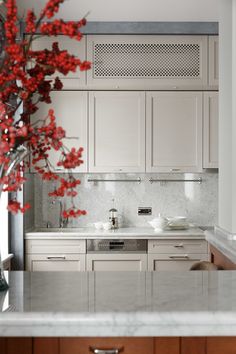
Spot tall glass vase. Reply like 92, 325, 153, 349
0, 145, 28, 291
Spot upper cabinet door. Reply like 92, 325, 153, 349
203, 92, 218, 168
31, 91, 88, 173
89, 91, 145, 172
87, 35, 208, 90
30, 35, 86, 89
208, 36, 219, 88
146, 92, 203, 173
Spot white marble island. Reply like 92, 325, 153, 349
1, 271, 236, 337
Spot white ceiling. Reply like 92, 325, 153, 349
16, 0, 219, 22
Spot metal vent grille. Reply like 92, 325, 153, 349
94, 43, 201, 79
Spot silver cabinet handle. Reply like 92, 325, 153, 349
169, 255, 189, 259
90, 347, 124, 354
170, 168, 181, 171
174, 244, 184, 248
46, 256, 66, 260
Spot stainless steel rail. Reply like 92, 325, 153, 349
149, 177, 202, 184
88, 177, 142, 183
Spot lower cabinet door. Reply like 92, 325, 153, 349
60, 338, 153, 354
26, 254, 86, 271
86, 254, 147, 271
0, 338, 6, 353
207, 337, 236, 354
148, 254, 208, 271
0, 338, 33, 354
33, 338, 59, 354
181, 337, 206, 354
155, 337, 180, 354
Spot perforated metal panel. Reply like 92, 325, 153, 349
87, 35, 208, 88
94, 42, 201, 79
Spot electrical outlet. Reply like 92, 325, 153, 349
138, 207, 152, 215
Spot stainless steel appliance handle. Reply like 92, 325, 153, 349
90, 347, 124, 354
169, 255, 189, 259
46, 256, 66, 260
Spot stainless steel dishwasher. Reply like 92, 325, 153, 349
86, 239, 147, 271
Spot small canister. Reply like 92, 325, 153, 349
109, 208, 118, 229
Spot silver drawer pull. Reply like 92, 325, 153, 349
169, 255, 189, 259
174, 244, 184, 248
90, 347, 124, 354
46, 256, 66, 260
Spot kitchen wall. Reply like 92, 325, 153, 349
26, 172, 218, 229
17, 0, 219, 22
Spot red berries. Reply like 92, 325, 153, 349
62, 208, 86, 219
25, 10, 36, 33
41, 0, 65, 19
7, 200, 31, 214
0, 0, 91, 217
57, 148, 84, 169
40, 19, 87, 41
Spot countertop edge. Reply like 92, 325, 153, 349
1, 311, 236, 337
24, 227, 205, 240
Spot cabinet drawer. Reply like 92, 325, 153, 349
60, 337, 154, 354
25, 239, 86, 254
148, 253, 209, 271
26, 254, 86, 271
148, 239, 208, 254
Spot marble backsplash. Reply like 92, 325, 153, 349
25, 172, 218, 229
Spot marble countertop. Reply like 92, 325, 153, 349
1, 270, 236, 337
25, 226, 205, 239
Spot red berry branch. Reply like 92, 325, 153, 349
0, 0, 91, 218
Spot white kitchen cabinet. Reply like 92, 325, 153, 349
146, 92, 203, 172
89, 91, 145, 172
31, 91, 88, 173
87, 35, 208, 90
86, 254, 147, 271
203, 92, 218, 168
209, 36, 219, 87
148, 239, 209, 271
30, 35, 86, 89
25, 239, 86, 271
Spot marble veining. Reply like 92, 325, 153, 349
28, 172, 218, 229
1, 271, 236, 337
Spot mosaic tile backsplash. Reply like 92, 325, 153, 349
25, 172, 218, 229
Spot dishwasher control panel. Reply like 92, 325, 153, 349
87, 239, 147, 253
